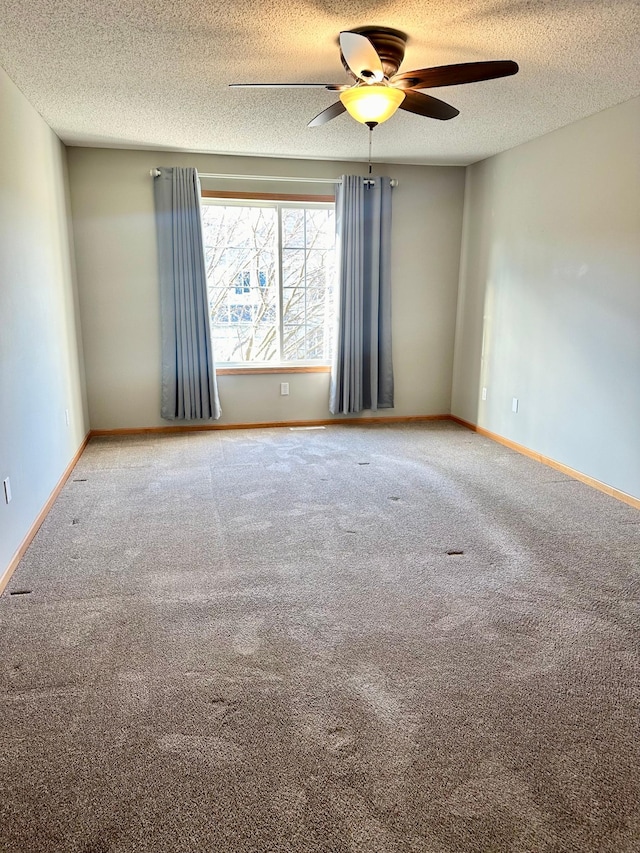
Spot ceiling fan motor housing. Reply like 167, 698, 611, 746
340, 26, 408, 80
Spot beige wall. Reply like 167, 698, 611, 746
452, 97, 640, 499
66, 148, 466, 429
0, 66, 88, 576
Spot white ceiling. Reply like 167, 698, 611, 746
1, 0, 639, 166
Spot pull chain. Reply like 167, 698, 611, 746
365, 121, 377, 176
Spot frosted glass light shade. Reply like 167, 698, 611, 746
339, 85, 405, 125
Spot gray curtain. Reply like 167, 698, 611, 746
329, 175, 394, 414
153, 167, 221, 420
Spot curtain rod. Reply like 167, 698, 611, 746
150, 169, 397, 187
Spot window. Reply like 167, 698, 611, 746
201, 199, 335, 365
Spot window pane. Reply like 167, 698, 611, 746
282, 248, 306, 289
282, 287, 305, 325
282, 238, 335, 362
282, 324, 308, 361
304, 208, 335, 250
282, 208, 306, 249
203, 204, 278, 362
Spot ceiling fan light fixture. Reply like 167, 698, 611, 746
339, 84, 405, 125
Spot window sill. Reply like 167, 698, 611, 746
217, 365, 331, 375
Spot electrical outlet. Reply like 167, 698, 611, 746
481, 387, 487, 401
512, 397, 519, 413
65, 408, 70, 427
280, 382, 290, 396
3, 477, 11, 504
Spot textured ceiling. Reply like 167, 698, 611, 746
0, 0, 639, 165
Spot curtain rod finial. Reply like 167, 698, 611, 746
150, 168, 161, 178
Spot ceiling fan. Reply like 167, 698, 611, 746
230, 27, 519, 128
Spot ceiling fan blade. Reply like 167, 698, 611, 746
308, 101, 347, 127
229, 83, 350, 91
399, 90, 459, 120
339, 31, 384, 82
391, 60, 519, 90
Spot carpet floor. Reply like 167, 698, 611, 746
1, 422, 638, 852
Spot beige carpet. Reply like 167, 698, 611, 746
1, 422, 639, 852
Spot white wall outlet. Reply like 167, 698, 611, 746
65, 408, 70, 426
3, 477, 11, 504
280, 382, 290, 396
512, 397, 519, 413
481, 387, 487, 401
